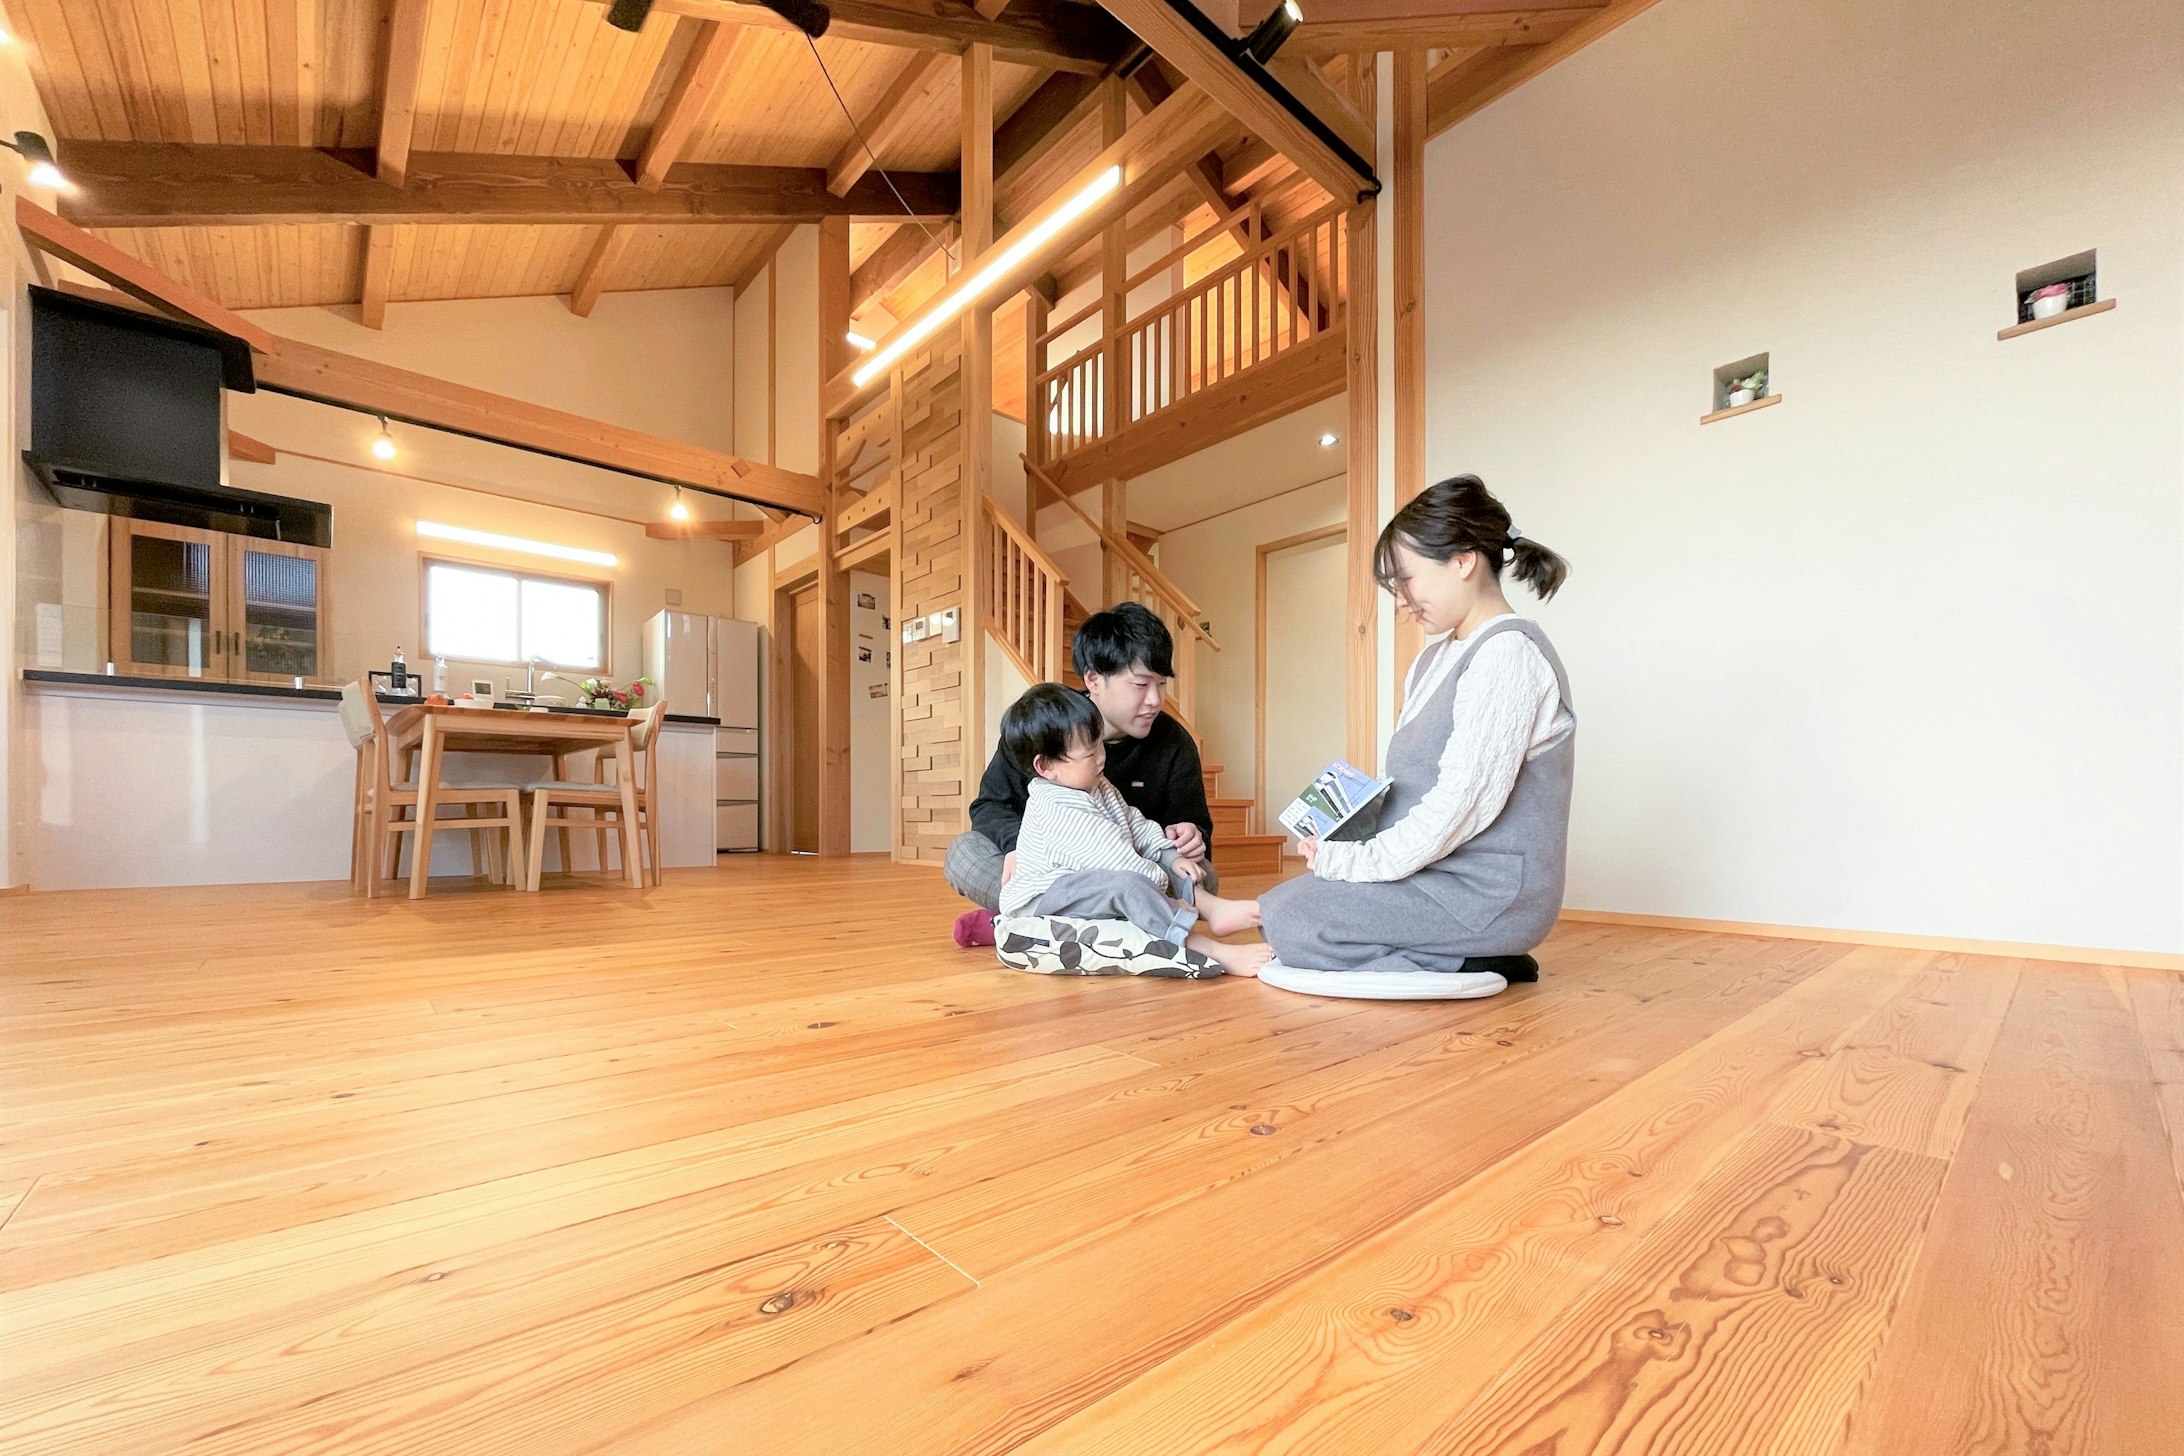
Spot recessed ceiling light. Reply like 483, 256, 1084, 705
1318, 431, 1339, 447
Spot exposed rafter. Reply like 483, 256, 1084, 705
376, 0, 430, 186
1290, 0, 1605, 56
637, 20, 750, 191
1428, 0, 1665, 133
15, 197, 279, 356
828, 53, 953, 197
359, 225, 393, 329
569, 225, 640, 317
55, 145, 960, 227
576, 0, 1126, 74
1094, 0, 1377, 201
1125, 63, 1254, 252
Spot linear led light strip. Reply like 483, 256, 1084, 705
418, 520, 618, 568
852, 165, 1123, 389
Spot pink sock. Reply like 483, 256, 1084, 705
953, 907, 997, 948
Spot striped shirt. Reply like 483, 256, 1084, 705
1001, 777, 1181, 918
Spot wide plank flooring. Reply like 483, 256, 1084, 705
1, 856, 2179, 1454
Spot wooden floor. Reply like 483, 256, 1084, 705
2, 857, 2181, 1454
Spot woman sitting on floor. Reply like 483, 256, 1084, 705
1259, 474, 1575, 999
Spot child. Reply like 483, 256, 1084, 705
998, 684, 1273, 977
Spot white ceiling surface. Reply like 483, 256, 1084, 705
1125, 393, 1349, 532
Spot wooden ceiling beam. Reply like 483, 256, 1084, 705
1427, 0, 1664, 134
850, 221, 950, 315
14, 197, 280, 356
359, 224, 394, 329
637, 20, 751, 191
825, 80, 1234, 417
1289, 1, 1603, 55
1125, 62, 1253, 252
227, 430, 278, 465
1220, 137, 1294, 195
578, 0, 1126, 74
255, 333, 828, 517
377, 0, 430, 186
569, 224, 639, 317
1261, 56, 1374, 160
55, 144, 960, 227
827, 52, 953, 197
1094, 0, 1377, 201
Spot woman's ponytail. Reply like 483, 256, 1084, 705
1375, 474, 1570, 601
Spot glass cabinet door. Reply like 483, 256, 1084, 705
108, 521, 225, 678
230, 540, 327, 683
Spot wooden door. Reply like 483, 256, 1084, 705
227, 538, 329, 684
788, 583, 821, 855
108, 519, 232, 679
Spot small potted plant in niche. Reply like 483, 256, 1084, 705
2027, 282, 2073, 320
1726, 368, 1768, 409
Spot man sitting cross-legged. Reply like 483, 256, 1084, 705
946, 602, 1216, 947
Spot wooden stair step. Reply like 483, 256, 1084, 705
1213, 833, 1287, 877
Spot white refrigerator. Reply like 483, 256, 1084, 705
646, 611, 762, 853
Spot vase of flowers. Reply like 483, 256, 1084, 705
2028, 282, 2073, 320
1726, 368, 1767, 409
543, 673, 653, 713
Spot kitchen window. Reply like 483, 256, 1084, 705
422, 557, 608, 671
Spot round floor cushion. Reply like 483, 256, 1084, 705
1258, 962, 1510, 1000
994, 914, 1223, 978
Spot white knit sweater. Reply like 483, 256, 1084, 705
1001, 777, 1181, 918
1313, 614, 1573, 884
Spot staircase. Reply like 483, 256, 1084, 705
1202, 764, 1288, 877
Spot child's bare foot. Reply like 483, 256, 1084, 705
1191, 934, 1273, 977
1195, 891, 1261, 937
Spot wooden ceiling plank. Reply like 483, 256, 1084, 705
1095, 0, 1376, 202
637, 19, 752, 190
16, 197, 281, 355
827, 52, 954, 197
377, 0, 430, 185
1427, 0, 1664, 133
57, 144, 963, 227
576, 0, 1126, 75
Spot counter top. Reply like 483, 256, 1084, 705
21, 671, 721, 726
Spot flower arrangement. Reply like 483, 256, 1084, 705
544, 672, 653, 712
1725, 368, 1768, 407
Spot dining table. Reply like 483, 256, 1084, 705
383, 701, 643, 897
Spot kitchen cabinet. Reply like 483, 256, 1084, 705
108, 519, 330, 683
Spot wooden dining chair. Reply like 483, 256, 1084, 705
337, 681, 525, 897
523, 699, 669, 891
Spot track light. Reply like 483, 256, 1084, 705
1242, 0, 1303, 64
669, 486, 691, 521
371, 416, 398, 460
605, 0, 653, 32
2, 131, 67, 191
611, 0, 826, 36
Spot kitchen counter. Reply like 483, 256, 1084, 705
19, 672, 727, 889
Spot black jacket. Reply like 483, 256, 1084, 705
967, 708, 1213, 855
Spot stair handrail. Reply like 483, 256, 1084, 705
981, 497, 1070, 685
1022, 453, 1220, 652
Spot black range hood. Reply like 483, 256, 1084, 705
25, 285, 331, 547
23, 455, 332, 547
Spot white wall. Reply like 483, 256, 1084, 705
849, 569, 889, 852
1421, 0, 2184, 952
1157, 477, 1347, 817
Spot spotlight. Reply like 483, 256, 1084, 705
1242, 0, 1302, 64
1318, 431, 1338, 448
762, 0, 831, 38
371, 416, 398, 461
669, 487, 691, 522
2, 131, 68, 190
605, 0, 654, 33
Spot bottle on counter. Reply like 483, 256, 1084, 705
391, 647, 408, 693
433, 655, 447, 694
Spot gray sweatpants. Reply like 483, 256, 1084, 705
944, 830, 1218, 912
1033, 868, 1198, 945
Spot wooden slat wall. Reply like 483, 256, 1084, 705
892, 328, 970, 864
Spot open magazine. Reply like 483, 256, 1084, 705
1277, 759, 1393, 844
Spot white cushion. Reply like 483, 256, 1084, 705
1258, 961, 1509, 1001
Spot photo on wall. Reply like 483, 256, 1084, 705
857, 646, 873, 664
855, 591, 878, 610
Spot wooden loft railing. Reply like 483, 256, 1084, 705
1028, 200, 1348, 470
981, 500, 1069, 686
1022, 453, 1221, 723
831, 391, 896, 571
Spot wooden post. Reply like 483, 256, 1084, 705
817, 214, 854, 856
1391, 49, 1429, 692
1345, 67, 1382, 775
960, 43, 995, 788
1099, 76, 1130, 610
1024, 289, 1049, 472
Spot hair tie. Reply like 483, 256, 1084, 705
1507, 525, 1523, 543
